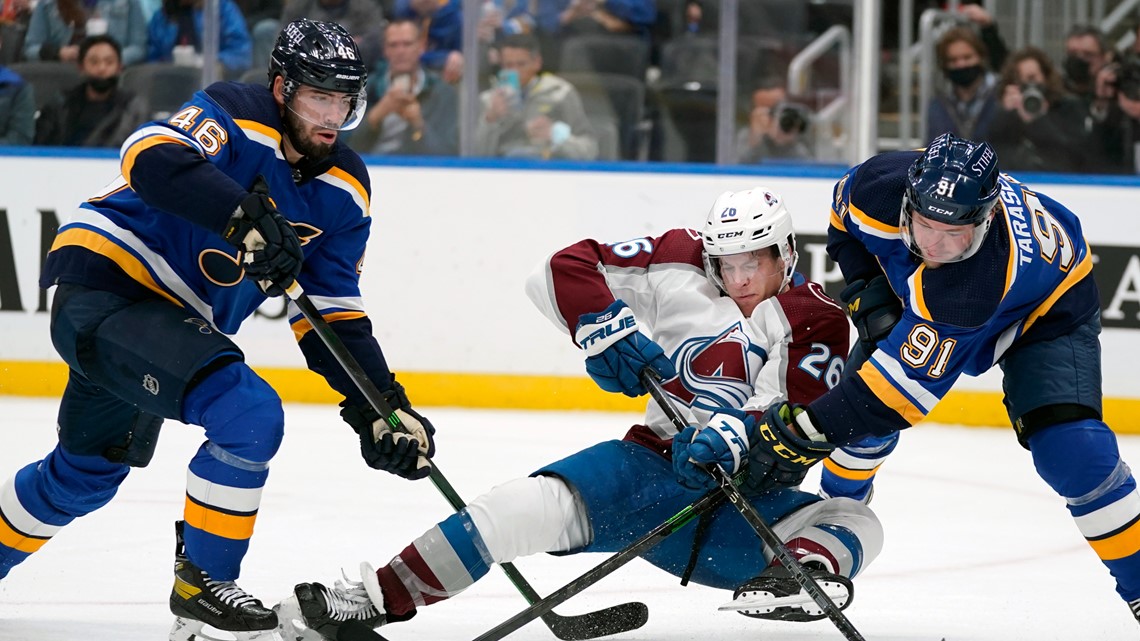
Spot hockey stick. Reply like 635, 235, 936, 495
284, 282, 648, 641
471, 484, 726, 641
641, 371, 867, 641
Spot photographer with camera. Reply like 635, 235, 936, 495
736, 76, 812, 164
988, 46, 1087, 172
1086, 52, 1140, 174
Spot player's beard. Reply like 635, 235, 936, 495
283, 106, 335, 162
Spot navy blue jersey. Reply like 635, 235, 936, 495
41, 82, 393, 406
814, 151, 1099, 443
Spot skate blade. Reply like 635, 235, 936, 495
170, 616, 283, 641
718, 580, 850, 615
273, 596, 327, 641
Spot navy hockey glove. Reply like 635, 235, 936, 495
672, 407, 758, 490
222, 176, 303, 297
341, 382, 436, 480
742, 403, 835, 494
840, 275, 901, 352
574, 299, 676, 397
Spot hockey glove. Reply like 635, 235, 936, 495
222, 176, 303, 297
341, 382, 436, 480
574, 299, 676, 397
741, 402, 835, 494
672, 407, 758, 491
840, 275, 901, 352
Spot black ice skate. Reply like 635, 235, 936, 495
168, 521, 278, 641
1129, 597, 1140, 626
720, 564, 853, 622
275, 564, 389, 641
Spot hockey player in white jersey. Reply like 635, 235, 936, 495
274, 187, 885, 639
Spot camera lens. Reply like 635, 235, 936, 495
1020, 83, 1045, 116
777, 106, 806, 134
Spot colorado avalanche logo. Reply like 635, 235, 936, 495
661, 322, 767, 410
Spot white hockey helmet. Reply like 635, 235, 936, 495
701, 187, 798, 294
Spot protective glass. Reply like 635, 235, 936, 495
289, 86, 367, 131
899, 199, 995, 264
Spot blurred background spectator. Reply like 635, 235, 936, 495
394, 0, 463, 84
475, 33, 596, 159
34, 33, 146, 146
0, 29, 33, 144
1063, 24, 1114, 105
233, 0, 280, 74
279, 0, 382, 72
1088, 52, 1140, 174
146, 0, 251, 77
735, 75, 811, 163
23, 0, 148, 65
989, 46, 1086, 173
0, 0, 32, 64
927, 25, 1000, 141
353, 18, 457, 156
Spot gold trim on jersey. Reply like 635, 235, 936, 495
290, 310, 367, 340
235, 118, 282, 144
848, 202, 900, 236
51, 227, 183, 307
857, 359, 927, 425
829, 207, 848, 232
323, 166, 371, 215
121, 135, 193, 187
1022, 241, 1094, 333
911, 266, 931, 320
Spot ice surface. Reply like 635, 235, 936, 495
1, 397, 1137, 640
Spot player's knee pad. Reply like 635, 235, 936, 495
773, 498, 883, 578
1013, 403, 1101, 450
183, 361, 284, 463
464, 475, 589, 563
1030, 419, 1126, 502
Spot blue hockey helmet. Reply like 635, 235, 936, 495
269, 19, 368, 130
900, 133, 1001, 263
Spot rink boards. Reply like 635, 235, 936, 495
2, 152, 1140, 430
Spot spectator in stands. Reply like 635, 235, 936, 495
474, 33, 596, 160
146, 0, 251, 76
529, 0, 655, 38
0, 30, 33, 144
1063, 24, 1113, 104
988, 46, 1086, 173
735, 77, 812, 163
926, 25, 1000, 141
35, 34, 147, 147
394, 0, 462, 84
352, 18, 457, 156
233, 0, 281, 75
1, 0, 33, 65
1086, 53, 1140, 174
23, 0, 148, 66
279, 0, 383, 73
955, 1, 1008, 72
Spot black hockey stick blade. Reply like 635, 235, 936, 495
539, 601, 649, 640
337, 620, 389, 641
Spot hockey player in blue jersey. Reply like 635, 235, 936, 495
682, 132, 1140, 624
0, 19, 436, 641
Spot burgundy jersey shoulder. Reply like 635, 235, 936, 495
772, 278, 851, 405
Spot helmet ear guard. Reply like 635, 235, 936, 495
700, 187, 798, 294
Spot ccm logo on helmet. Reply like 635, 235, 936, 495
926, 205, 954, 216
717, 231, 744, 239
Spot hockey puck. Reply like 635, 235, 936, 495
336, 620, 388, 641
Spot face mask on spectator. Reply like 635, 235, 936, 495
946, 64, 984, 87
87, 75, 119, 93
1063, 56, 1091, 84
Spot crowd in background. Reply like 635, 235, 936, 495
1, 0, 1140, 174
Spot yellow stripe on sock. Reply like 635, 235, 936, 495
1088, 520, 1140, 561
0, 517, 49, 553
183, 497, 257, 541
823, 458, 881, 481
